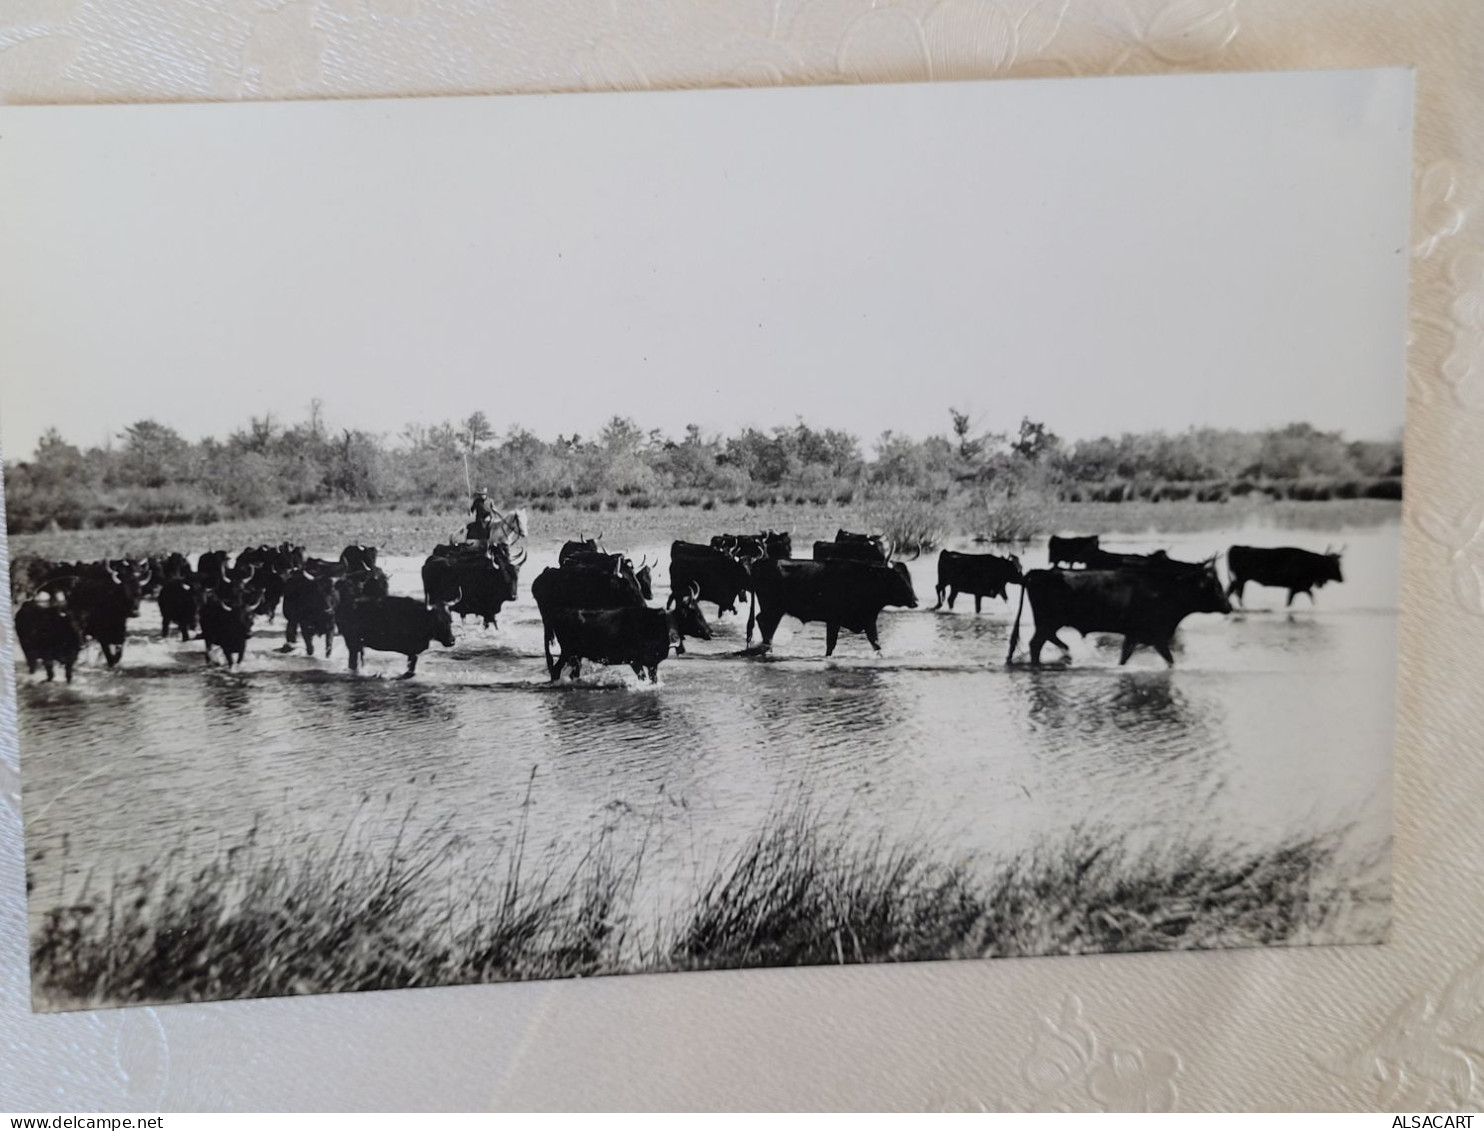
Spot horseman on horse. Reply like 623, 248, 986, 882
465, 488, 528, 547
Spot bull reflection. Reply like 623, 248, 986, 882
202, 674, 254, 720
745, 665, 912, 770
539, 684, 672, 736
343, 678, 454, 726
536, 686, 715, 795
1016, 669, 1224, 772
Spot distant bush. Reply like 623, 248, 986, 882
5, 406, 1403, 535
963, 489, 1046, 543
1364, 477, 1403, 500
866, 492, 951, 554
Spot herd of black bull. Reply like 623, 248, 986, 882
11, 528, 1345, 685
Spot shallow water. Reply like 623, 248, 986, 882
19, 518, 1397, 940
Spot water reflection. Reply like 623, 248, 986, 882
1015, 669, 1220, 758
342, 679, 454, 726
539, 682, 672, 739
203, 673, 254, 719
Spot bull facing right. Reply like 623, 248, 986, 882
1008, 561, 1231, 668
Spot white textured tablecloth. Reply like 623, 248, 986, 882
1, 0, 1481, 1112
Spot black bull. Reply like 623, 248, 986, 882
933, 549, 1022, 612
280, 571, 340, 657
1008, 564, 1230, 667
562, 551, 654, 601
335, 595, 457, 678
16, 597, 84, 682
531, 563, 651, 675
670, 541, 752, 615
1048, 535, 1101, 567
746, 558, 918, 655
67, 572, 138, 667
200, 592, 262, 669
422, 544, 524, 627
544, 596, 712, 683
1226, 545, 1344, 607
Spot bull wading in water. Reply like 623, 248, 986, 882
933, 549, 1022, 612
747, 557, 918, 656
669, 541, 752, 617
544, 584, 712, 683
336, 593, 458, 678
422, 541, 525, 628
1008, 562, 1230, 667
15, 592, 84, 682
1226, 545, 1344, 607
531, 551, 654, 676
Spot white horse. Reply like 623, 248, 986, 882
465, 506, 528, 546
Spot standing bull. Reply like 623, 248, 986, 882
558, 537, 600, 565
1048, 535, 1101, 568
200, 590, 263, 669
280, 570, 341, 657
158, 576, 202, 642
814, 530, 891, 563
670, 541, 752, 616
67, 567, 139, 668
545, 586, 712, 683
1008, 562, 1230, 667
16, 593, 84, 682
340, 544, 378, 573
335, 594, 457, 678
422, 541, 525, 628
561, 551, 654, 601
747, 558, 918, 655
1226, 546, 1344, 607
933, 550, 1022, 612
532, 556, 652, 675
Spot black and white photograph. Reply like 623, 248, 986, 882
0, 67, 1411, 1011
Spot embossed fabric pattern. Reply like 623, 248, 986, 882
0, 0, 1480, 1112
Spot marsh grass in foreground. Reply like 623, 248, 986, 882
31, 807, 1388, 1009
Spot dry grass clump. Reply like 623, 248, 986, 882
31, 802, 1387, 1009
865, 495, 952, 554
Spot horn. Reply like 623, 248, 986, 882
688, 580, 700, 601
513, 547, 528, 567
614, 557, 623, 577
909, 541, 923, 561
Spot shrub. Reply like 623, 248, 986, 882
866, 492, 951, 553
1364, 477, 1403, 500
963, 489, 1047, 543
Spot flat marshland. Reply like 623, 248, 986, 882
9, 497, 1398, 562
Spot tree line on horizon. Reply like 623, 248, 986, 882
2, 403, 1403, 534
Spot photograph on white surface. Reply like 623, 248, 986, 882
0, 68, 1411, 1011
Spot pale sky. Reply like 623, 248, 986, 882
0, 68, 1412, 460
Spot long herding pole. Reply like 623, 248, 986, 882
463, 422, 473, 494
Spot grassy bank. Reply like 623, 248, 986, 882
32, 805, 1388, 1010
7, 497, 1400, 564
